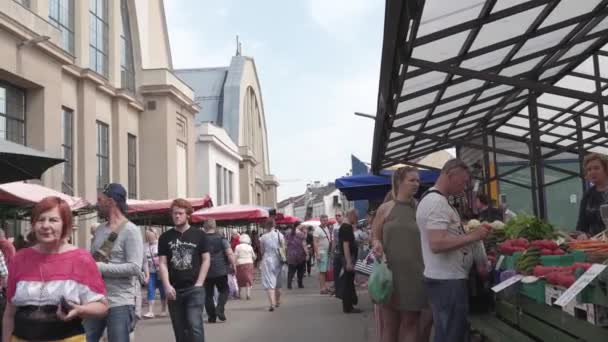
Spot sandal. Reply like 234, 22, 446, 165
268, 306, 275, 312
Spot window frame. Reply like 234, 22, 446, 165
89, 0, 109, 77
0, 82, 26, 145
48, 0, 75, 54
61, 108, 74, 195
96, 120, 109, 191
127, 133, 137, 199
120, 0, 135, 91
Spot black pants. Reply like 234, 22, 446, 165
204, 275, 228, 321
287, 262, 305, 288
306, 254, 313, 275
333, 254, 343, 297
340, 270, 358, 313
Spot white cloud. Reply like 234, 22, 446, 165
307, 0, 382, 41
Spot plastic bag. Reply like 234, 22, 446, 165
227, 274, 239, 299
368, 260, 393, 304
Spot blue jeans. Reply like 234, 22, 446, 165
84, 305, 135, 342
425, 278, 469, 342
168, 286, 206, 342
147, 272, 166, 301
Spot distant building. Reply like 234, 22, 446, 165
176, 55, 278, 207
278, 182, 352, 220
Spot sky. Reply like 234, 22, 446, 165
164, 0, 385, 201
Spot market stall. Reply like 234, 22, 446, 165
191, 204, 269, 236
372, 0, 608, 339
335, 169, 439, 201
127, 196, 213, 226
275, 213, 299, 225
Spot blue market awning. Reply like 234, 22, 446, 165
336, 170, 439, 201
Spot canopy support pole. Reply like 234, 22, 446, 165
528, 93, 547, 220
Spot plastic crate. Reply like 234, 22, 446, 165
540, 253, 575, 266
501, 252, 523, 270
520, 279, 546, 304
578, 280, 608, 307
571, 250, 586, 263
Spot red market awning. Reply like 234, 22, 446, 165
191, 205, 269, 223
276, 213, 299, 225
127, 196, 213, 216
309, 217, 337, 225
0, 182, 90, 210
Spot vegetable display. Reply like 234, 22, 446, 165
532, 263, 592, 288
567, 240, 608, 264
503, 214, 554, 241
515, 247, 541, 275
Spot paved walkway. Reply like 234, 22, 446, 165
135, 271, 374, 341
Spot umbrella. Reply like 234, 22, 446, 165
0, 139, 64, 184
276, 213, 299, 225
0, 182, 90, 211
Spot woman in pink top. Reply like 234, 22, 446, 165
2, 197, 108, 342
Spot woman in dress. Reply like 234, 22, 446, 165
234, 234, 256, 300
577, 153, 608, 238
259, 219, 284, 312
372, 167, 432, 342
2, 196, 108, 342
143, 228, 167, 318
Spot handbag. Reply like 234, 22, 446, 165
355, 251, 376, 277
276, 231, 287, 263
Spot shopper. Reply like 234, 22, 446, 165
158, 199, 210, 342
372, 167, 432, 342
476, 193, 504, 222
332, 210, 344, 297
143, 228, 167, 319
417, 159, 490, 342
259, 219, 284, 312
202, 219, 235, 323
286, 225, 308, 289
234, 234, 256, 300
85, 183, 143, 342
313, 215, 333, 294
3, 196, 108, 342
305, 226, 314, 276
577, 152, 608, 238
338, 209, 361, 314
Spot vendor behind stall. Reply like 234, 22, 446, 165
576, 152, 608, 238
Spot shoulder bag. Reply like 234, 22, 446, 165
276, 231, 287, 263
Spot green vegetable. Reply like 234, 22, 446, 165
504, 214, 554, 241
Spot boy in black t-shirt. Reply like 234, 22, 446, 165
339, 209, 361, 314
158, 199, 210, 342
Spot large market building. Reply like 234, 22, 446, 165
0, 0, 198, 246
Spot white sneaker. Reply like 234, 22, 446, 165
143, 312, 155, 319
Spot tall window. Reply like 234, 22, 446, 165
216, 164, 223, 205
120, 0, 135, 91
89, 0, 108, 76
61, 109, 73, 195
96, 121, 109, 191
127, 134, 137, 199
228, 171, 233, 204
0, 83, 25, 144
176, 141, 187, 198
49, 0, 74, 53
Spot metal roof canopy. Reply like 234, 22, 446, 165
372, 0, 608, 172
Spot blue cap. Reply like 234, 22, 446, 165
102, 183, 128, 214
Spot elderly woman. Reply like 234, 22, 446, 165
234, 234, 256, 300
2, 197, 108, 342
259, 219, 284, 312
286, 225, 308, 290
372, 167, 432, 342
577, 152, 608, 238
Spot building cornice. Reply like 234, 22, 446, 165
139, 84, 199, 114
198, 135, 242, 161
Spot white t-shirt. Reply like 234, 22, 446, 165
416, 189, 484, 280
313, 226, 332, 255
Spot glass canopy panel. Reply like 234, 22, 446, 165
583, 131, 597, 139
389, 132, 402, 140
573, 58, 594, 75
397, 91, 438, 114
540, 64, 568, 80
537, 106, 559, 120
387, 136, 414, 149
555, 75, 596, 93
393, 110, 430, 127
497, 126, 529, 136
412, 30, 471, 63
558, 38, 600, 62
540, 134, 559, 143
537, 93, 579, 109
425, 123, 454, 135
499, 56, 544, 76
427, 110, 462, 126
478, 84, 514, 99
442, 79, 485, 99
387, 144, 411, 156
434, 94, 476, 114
469, 6, 545, 51
513, 24, 576, 60
538, 0, 602, 29
459, 111, 490, 124
402, 72, 447, 96
466, 98, 504, 114
416, 0, 484, 37
491, 0, 531, 14
588, 16, 608, 35
460, 45, 515, 71
507, 116, 530, 128
550, 125, 575, 136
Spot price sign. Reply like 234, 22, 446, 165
495, 255, 505, 271
491, 274, 523, 293
554, 264, 607, 307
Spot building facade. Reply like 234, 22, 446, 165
279, 182, 352, 221
175, 56, 279, 208
0, 0, 198, 246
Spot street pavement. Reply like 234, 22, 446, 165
135, 271, 374, 342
